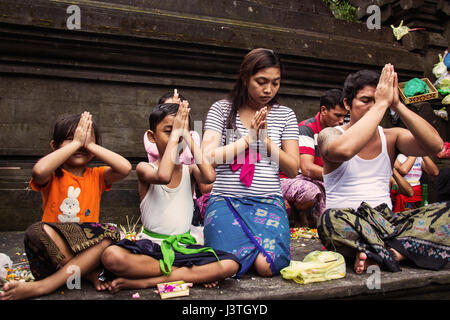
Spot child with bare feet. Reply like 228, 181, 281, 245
1, 112, 132, 300
100, 101, 240, 293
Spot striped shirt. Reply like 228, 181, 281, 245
298, 112, 323, 167
204, 99, 299, 197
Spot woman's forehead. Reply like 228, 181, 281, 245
252, 67, 280, 80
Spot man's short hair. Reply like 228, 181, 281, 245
343, 70, 379, 108
320, 89, 344, 111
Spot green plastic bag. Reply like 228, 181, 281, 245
404, 78, 429, 97
438, 88, 450, 96
280, 251, 346, 284
436, 75, 450, 96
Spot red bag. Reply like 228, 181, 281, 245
437, 142, 450, 159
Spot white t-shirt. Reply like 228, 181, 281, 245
204, 99, 299, 197
396, 154, 423, 187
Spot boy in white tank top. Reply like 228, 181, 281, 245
317, 65, 446, 275
100, 99, 240, 293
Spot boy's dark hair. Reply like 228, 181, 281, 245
158, 92, 187, 104
343, 70, 379, 108
320, 89, 344, 111
52, 113, 101, 177
148, 103, 180, 132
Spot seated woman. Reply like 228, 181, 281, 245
201, 48, 300, 278
317, 65, 449, 274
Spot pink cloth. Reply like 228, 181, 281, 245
195, 192, 211, 219
143, 130, 201, 165
230, 149, 261, 187
280, 174, 326, 225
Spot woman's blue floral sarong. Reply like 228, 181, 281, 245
203, 195, 291, 278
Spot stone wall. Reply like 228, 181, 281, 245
0, 0, 433, 158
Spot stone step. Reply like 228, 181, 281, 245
0, 231, 449, 301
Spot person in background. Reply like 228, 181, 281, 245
391, 154, 439, 212
390, 167, 414, 205
280, 89, 347, 227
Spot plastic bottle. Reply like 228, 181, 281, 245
421, 184, 428, 206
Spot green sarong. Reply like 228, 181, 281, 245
318, 201, 450, 271
143, 228, 220, 276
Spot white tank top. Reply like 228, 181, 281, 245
139, 164, 193, 236
324, 126, 393, 210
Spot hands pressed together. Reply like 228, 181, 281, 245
375, 63, 401, 112
248, 106, 269, 145
73, 111, 96, 150
171, 99, 192, 142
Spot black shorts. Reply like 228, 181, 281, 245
101, 238, 241, 279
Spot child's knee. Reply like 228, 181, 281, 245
98, 238, 113, 249
221, 259, 240, 277
101, 245, 127, 272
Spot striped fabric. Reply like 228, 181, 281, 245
298, 112, 323, 167
204, 99, 299, 198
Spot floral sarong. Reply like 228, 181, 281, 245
318, 201, 450, 272
203, 195, 291, 278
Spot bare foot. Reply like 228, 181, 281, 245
1, 281, 44, 300
203, 281, 218, 288
84, 269, 108, 291
354, 252, 377, 274
107, 277, 153, 294
388, 248, 406, 262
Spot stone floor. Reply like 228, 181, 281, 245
1, 231, 449, 301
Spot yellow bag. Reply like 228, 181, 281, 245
281, 251, 346, 284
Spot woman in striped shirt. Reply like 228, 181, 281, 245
201, 48, 299, 278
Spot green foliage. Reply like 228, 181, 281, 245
322, 0, 357, 22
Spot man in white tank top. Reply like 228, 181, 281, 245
317, 65, 444, 274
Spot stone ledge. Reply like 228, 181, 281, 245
1, 231, 448, 300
